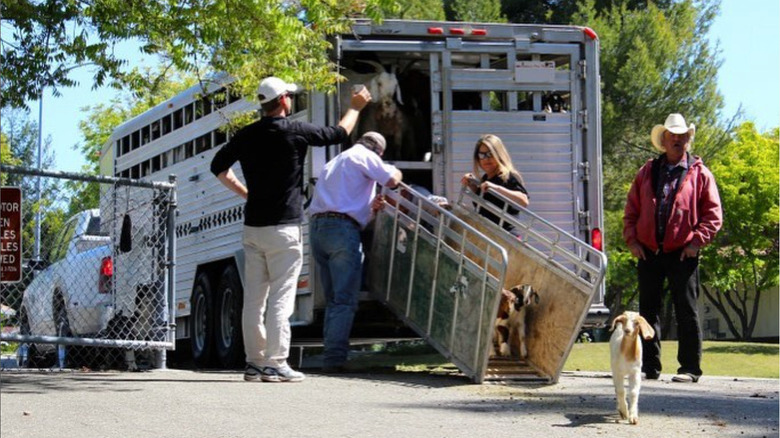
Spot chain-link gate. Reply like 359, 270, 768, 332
0, 165, 176, 371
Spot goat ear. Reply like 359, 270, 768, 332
637, 316, 655, 340
610, 314, 626, 332
532, 290, 540, 304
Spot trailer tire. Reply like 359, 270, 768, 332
190, 273, 214, 368
215, 265, 244, 369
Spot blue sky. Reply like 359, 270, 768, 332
19, 0, 780, 172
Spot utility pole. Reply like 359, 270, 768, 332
34, 92, 43, 262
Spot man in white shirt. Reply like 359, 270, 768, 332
308, 131, 402, 372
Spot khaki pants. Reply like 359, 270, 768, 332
242, 224, 302, 368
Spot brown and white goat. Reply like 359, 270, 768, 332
610, 311, 655, 425
494, 284, 539, 359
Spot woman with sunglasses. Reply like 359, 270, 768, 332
461, 134, 529, 236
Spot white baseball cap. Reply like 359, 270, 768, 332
257, 77, 299, 104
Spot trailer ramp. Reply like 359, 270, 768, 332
451, 187, 607, 383
368, 183, 508, 383
369, 184, 606, 383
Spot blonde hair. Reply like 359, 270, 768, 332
473, 134, 524, 185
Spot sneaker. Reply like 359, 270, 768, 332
261, 363, 306, 383
244, 363, 265, 382
671, 373, 700, 383
643, 371, 660, 380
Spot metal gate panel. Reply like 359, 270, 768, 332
442, 43, 585, 242
369, 184, 507, 383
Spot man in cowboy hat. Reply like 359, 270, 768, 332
623, 113, 722, 384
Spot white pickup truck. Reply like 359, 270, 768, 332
18, 209, 115, 365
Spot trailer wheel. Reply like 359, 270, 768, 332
190, 273, 214, 368
215, 265, 244, 368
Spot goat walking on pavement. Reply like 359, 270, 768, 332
610, 311, 655, 425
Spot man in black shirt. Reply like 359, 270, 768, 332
211, 77, 371, 382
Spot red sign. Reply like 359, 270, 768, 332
1, 187, 22, 283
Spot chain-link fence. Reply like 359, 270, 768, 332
1, 165, 176, 371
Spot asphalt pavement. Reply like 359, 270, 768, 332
1, 367, 777, 438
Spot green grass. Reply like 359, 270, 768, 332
344, 340, 779, 379
565, 340, 779, 378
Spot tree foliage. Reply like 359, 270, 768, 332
1, 0, 398, 110
0, 109, 66, 268
77, 67, 196, 173
388, 0, 446, 20
446, 0, 505, 22
1, 0, 127, 108
65, 67, 196, 217
569, 0, 729, 319
0, 133, 21, 185
700, 123, 779, 340
573, 0, 725, 211
2, 109, 59, 203
499, 0, 674, 25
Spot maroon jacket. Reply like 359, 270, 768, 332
623, 153, 722, 253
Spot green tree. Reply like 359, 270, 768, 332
500, 0, 675, 24
574, 0, 725, 210
1, 133, 21, 185
0, 110, 68, 310
388, 0, 446, 20
700, 123, 779, 340
571, 0, 728, 317
1, 110, 64, 226
446, 0, 505, 22
500, 0, 555, 23
66, 67, 196, 217
1, 0, 128, 109
2, 0, 398, 110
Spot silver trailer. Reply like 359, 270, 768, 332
100, 19, 606, 370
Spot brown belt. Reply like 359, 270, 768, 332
312, 212, 360, 229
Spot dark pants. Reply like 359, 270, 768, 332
638, 247, 703, 377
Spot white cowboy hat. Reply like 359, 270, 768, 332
257, 77, 299, 104
650, 113, 695, 152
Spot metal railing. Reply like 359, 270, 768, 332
457, 186, 607, 292
368, 182, 508, 383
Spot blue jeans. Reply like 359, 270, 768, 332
310, 216, 363, 367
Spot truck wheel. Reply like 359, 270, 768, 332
190, 273, 214, 368
54, 294, 74, 368
215, 265, 244, 369
17, 308, 48, 368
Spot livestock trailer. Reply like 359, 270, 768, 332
99, 19, 606, 372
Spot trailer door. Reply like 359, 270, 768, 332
438, 40, 588, 243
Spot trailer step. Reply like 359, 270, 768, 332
483, 357, 550, 382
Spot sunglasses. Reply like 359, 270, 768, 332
476, 150, 493, 160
